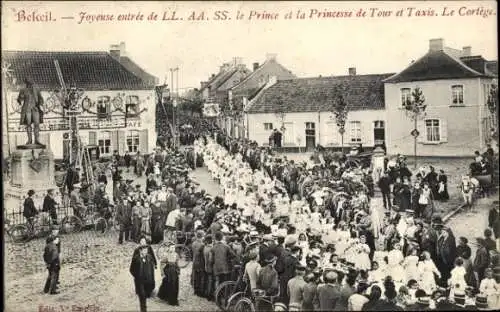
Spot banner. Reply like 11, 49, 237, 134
203, 103, 221, 117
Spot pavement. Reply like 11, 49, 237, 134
4, 161, 498, 311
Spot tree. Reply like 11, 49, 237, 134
487, 83, 498, 139
331, 84, 349, 154
273, 95, 287, 132
404, 87, 427, 169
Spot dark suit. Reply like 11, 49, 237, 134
436, 233, 457, 286
130, 253, 156, 312
211, 241, 235, 289
43, 242, 60, 294
489, 208, 500, 239
316, 283, 341, 311
276, 251, 298, 305
43, 195, 58, 224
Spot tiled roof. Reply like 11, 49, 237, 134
3, 51, 154, 91
118, 56, 159, 86
247, 73, 394, 114
231, 59, 296, 92
485, 61, 498, 76
384, 50, 486, 83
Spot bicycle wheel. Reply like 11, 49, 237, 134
226, 291, 245, 312
233, 297, 255, 312
61, 215, 83, 234
9, 225, 29, 244
94, 217, 108, 235
176, 245, 191, 268
215, 281, 237, 311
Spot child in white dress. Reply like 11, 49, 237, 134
479, 268, 500, 309
403, 248, 420, 281
418, 251, 442, 294
448, 257, 467, 300
355, 235, 372, 271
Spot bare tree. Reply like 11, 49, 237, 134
404, 87, 427, 169
331, 84, 349, 154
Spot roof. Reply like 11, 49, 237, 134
460, 56, 498, 77
118, 56, 159, 86
247, 73, 394, 114
3, 51, 154, 91
384, 50, 488, 83
231, 59, 296, 92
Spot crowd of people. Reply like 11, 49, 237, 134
30, 116, 499, 311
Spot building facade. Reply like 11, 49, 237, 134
384, 39, 498, 157
245, 70, 393, 151
3, 50, 157, 160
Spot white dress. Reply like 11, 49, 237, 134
370, 202, 384, 239
404, 255, 420, 281
479, 278, 500, 309
418, 260, 441, 294
355, 243, 372, 271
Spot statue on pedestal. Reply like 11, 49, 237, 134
17, 78, 45, 148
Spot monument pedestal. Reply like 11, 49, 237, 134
4, 146, 57, 203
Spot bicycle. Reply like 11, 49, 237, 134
233, 287, 280, 312
6, 213, 53, 244
157, 230, 193, 268
214, 264, 244, 311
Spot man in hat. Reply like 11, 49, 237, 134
256, 255, 279, 312
259, 234, 277, 267
474, 237, 491, 283
21, 189, 38, 230
130, 244, 156, 312
276, 244, 300, 306
288, 265, 307, 311
43, 189, 59, 225
212, 231, 236, 289
116, 195, 132, 244
43, 235, 60, 294
436, 226, 457, 286
70, 183, 86, 220
317, 270, 341, 310
17, 77, 44, 146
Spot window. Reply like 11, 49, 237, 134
401, 88, 411, 107
98, 131, 112, 155
126, 130, 140, 153
349, 121, 361, 142
264, 123, 273, 130
126, 95, 140, 117
305, 122, 315, 130
425, 119, 441, 142
374, 120, 385, 129
373, 120, 385, 145
451, 85, 464, 105
97, 96, 111, 119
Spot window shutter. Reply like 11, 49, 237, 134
118, 130, 126, 154
139, 129, 148, 154
440, 119, 448, 143
416, 120, 425, 143
89, 131, 97, 145
112, 130, 119, 152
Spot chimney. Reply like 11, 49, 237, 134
348, 67, 356, 76
266, 53, 277, 61
211, 74, 215, 78
462, 46, 472, 57
233, 57, 243, 66
253, 62, 259, 71
110, 42, 126, 60
429, 38, 444, 52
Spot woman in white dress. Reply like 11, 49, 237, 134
355, 235, 372, 271
417, 251, 442, 294
370, 199, 384, 239
403, 248, 420, 281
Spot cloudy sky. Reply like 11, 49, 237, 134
2, 1, 497, 91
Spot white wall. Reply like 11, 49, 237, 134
246, 109, 386, 147
5, 89, 157, 158
384, 78, 492, 157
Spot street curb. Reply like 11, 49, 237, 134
443, 203, 467, 223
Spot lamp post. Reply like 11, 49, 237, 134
169, 67, 179, 148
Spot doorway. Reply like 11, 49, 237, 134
374, 120, 385, 147
305, 122, 316, 151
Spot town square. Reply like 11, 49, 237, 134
2, 1, 499, 312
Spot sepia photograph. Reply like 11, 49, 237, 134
1, 1, 498, 311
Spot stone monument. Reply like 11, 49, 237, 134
5, 78, 56, 205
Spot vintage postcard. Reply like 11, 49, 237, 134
2, 1, 498, 312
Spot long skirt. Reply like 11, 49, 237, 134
141, 218, 152, 242
192, 269, 205, 297
158, 262, 180, 306
151, 215, 163, 244
132, 217, 142, 242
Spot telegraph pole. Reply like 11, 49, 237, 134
169, 67, 179, 148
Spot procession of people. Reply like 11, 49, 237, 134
20, 115, 497, 312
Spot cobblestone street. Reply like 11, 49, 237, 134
5, 166, 221, 312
